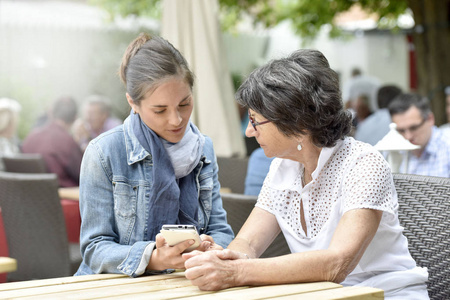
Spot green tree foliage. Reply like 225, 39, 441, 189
91, 0, 409, 39
220, 0, 409, 41
90, 0, 161, 20
90, 0, 450, 125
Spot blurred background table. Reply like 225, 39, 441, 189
0, 257, 17, 274
58, 187, 80, 201
58, 187, 81, 243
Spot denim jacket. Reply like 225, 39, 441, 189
75, 117, 234, 277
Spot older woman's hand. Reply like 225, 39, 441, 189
183, 249, 246, 290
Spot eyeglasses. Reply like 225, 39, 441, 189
396, 118, 427, 135
248, 111, 271, 131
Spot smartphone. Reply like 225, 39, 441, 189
160, 224, 202, 252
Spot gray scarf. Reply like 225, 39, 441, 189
162, 124, 205, 179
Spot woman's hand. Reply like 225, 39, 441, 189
147, 233, 219, 271
183, 249, 246, 290
199, 234, 223, 251
147, 233, 202, 270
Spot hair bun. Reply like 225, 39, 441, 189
119, 33, 152, 85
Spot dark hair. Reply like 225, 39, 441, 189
52, 96, 77, 124
377, 85, 402, 109
119, 33, 194, 105
235, 49, 352, 148
351, 67, 362, 77
388, 93, 431, 119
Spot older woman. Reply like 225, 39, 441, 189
184, 49, 429, 299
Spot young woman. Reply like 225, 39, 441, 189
75, 33, 233, 277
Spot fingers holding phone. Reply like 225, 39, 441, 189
155, 233, 197, 252
160, 225, 202, 252
148, 233, 195, 270
147, 225, 218, 271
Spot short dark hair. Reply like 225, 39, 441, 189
351, 67, 362, 77
377, 85, 402, 109
52, 96, 77, 124
388, 93, 431, 119
119, 33, 194, 106
236, 49, 352, 148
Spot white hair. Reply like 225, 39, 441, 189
0, 98, 21, 133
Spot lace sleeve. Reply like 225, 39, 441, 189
254, 159, 282, 215
343, 151, 395, 214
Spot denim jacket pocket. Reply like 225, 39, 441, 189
199, 174, 213, 208
113, 180, 137, 244
198, 173, 213, 229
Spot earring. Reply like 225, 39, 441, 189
133, 110, 137, 115
297, 142, 302, 151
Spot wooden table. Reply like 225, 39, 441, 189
0, 272, 383, 299
0, 257, 17, 274
58, 187, 80, 201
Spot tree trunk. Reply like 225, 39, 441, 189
408, 0, 450, 126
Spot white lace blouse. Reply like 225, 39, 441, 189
256, 137, 428, 298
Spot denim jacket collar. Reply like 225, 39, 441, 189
123, 116, 151, 165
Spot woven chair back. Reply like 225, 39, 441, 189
2, 153, 47, 173
217, 156, 248, 194
0, 172, 73, 281
393, 173, 450, 300
221, 193, 290, 258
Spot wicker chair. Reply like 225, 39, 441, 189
221, 192, 290, 258
217, 156, 249, 194
393, 173, 450, 300
0, 172, 82, 281
2, 153, 47, 173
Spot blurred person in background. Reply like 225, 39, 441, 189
32, 105, 52, 129
440, 86, 450, 131
0, 97, 21, 170
353, 94, 372, 124
244, 147, 274, 196
341, 68, 381, 134
355, 85, 402, 145
389, 93, 450, 177
72, 94, 122, 152
22, 96, 83, 187
341, 67, 381, 112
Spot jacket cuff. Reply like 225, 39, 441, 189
117, 241, 155, 277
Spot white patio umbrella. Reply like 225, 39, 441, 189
161, 0, 246, 157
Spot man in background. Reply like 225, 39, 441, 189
22, 96, 83, 187
355, 85, 402, 145
389, 93, 450, 177
72, 95, 122, 151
